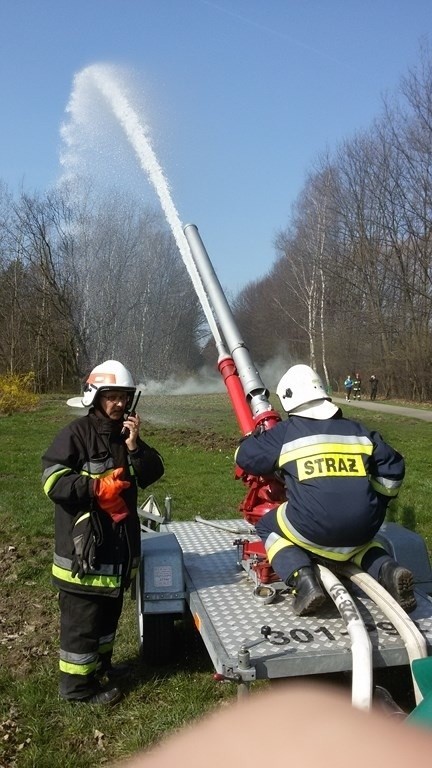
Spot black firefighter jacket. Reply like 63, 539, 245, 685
42, 409, 164, 597
235, 414, 405, 548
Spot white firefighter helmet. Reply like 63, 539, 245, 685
276, 364, 339, 419
67, 360, 136, 409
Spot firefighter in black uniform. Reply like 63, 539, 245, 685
42, 360, 164, 704
352, 372, 362, 400
235, 364, 416, 617
370, 374, 379, 401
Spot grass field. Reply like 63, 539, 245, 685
1, 393, 431, 767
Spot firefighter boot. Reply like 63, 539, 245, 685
378, 560, 417, 613
82, 686, 123, 706
288, 567, 326, 616
99, 661, 131, 681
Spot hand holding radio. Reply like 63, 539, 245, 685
122, 391, 141, 450
123, 412, 141, 450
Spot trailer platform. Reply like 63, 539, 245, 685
162, 519, 432, 684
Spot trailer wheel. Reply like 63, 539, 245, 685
136, 575, 176, 664
138, 613, 176, 665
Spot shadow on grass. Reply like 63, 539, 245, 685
115, 614, 215, 696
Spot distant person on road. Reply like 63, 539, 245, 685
344, 374, 354, 401
370, 374, 379, 401
235, 364, 416, 617
42, 360, 164, 705
352, 372, 362, 400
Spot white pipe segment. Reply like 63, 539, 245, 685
336, 562, 427, 705
317, 565, 373, 711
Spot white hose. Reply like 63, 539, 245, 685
317, 565, 373, 711
336, 562, 427, 705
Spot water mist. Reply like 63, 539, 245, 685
60, 63, 222, 346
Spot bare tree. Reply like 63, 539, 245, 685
0, 184, 204, 390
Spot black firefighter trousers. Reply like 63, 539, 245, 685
58, 589, 124, 700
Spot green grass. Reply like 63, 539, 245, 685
0, 394, 431, 766
345, 403, 432, 550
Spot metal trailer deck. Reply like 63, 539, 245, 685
162, 519, 432, 685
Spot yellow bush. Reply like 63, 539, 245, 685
0, 372, 40, 414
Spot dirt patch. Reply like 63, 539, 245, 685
0, 544, 21, 581
166, 428, 237, 451
0, 546, 58, 679
144, 424, 238, 451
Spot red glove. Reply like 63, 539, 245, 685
93, 468, 131, 523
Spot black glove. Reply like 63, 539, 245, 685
71, 510, 103, 579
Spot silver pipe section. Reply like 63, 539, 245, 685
183, 223, 272, 415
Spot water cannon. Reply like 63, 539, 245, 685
183, 224, 280, 433
183, 224, 285, 529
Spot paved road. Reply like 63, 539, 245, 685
332, 397, 432, 422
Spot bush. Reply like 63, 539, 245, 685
0, 372, 40, 414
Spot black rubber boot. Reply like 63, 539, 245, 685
80, 686, 122, 706
99, 662, 131, 681
288, 566, 326, 616
378, 560, 417, 613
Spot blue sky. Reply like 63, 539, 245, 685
1, 0, 431, 293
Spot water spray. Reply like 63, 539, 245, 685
61, 64, 222, 348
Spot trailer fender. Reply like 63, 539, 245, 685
136, 531, 187, 664
138, 531, 186, 614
